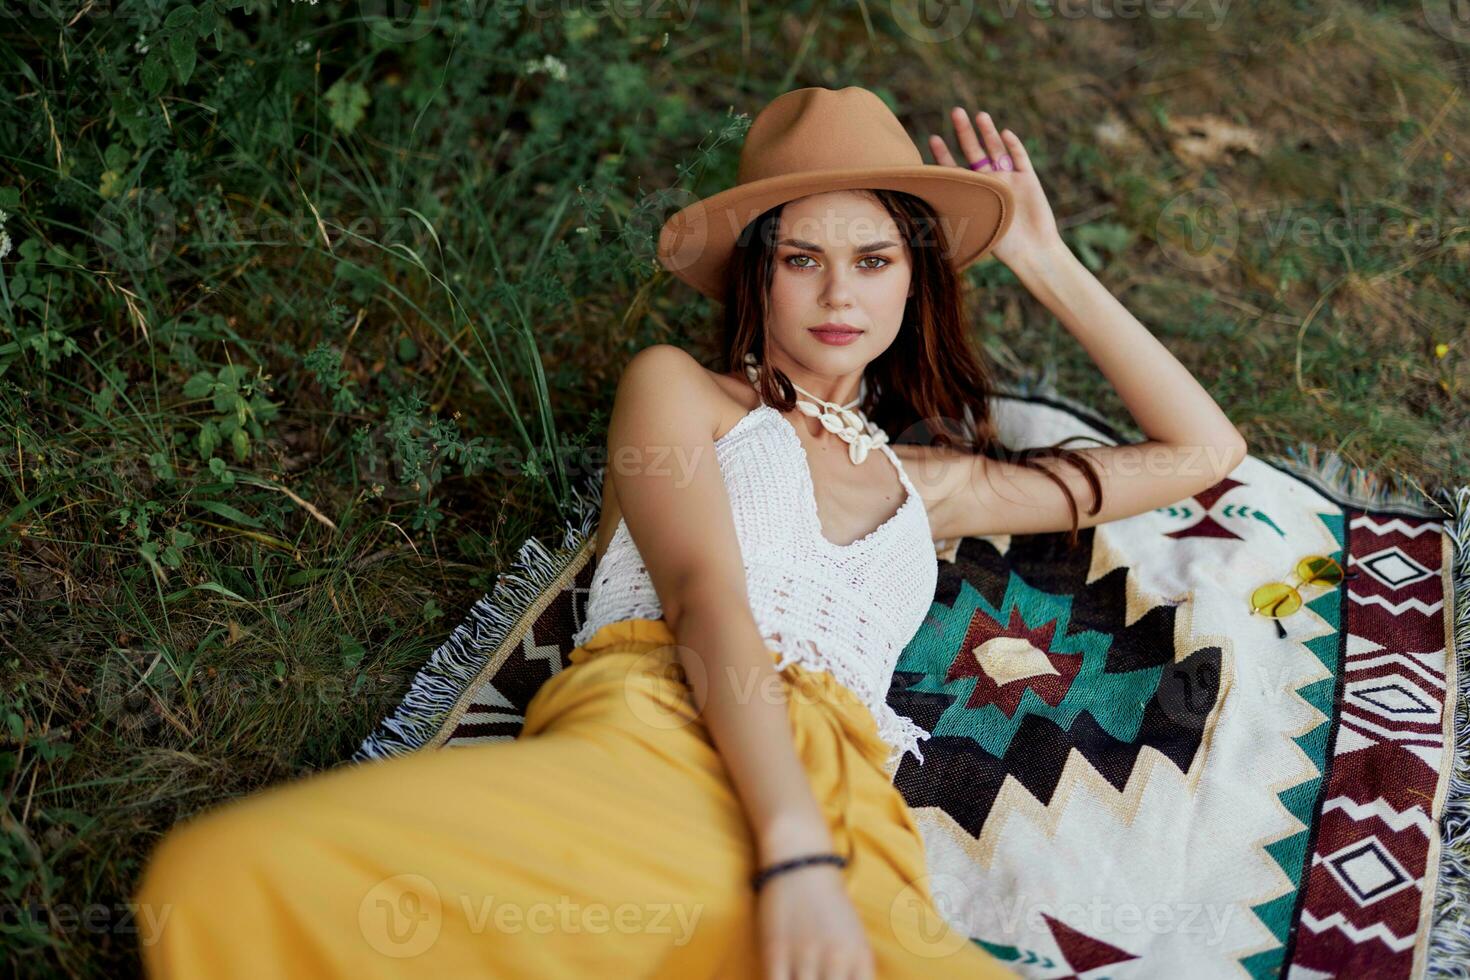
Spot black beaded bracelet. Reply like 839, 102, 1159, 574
751, 852, 848, 893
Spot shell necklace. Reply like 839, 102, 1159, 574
742, 352, 890, 465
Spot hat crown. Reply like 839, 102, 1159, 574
736, 86, 922, 185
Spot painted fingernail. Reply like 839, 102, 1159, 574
1000, 156, 1014, 171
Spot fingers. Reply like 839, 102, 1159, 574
1000, 126, 1031, 172
927, 132, 960, 168
974, 110, 1016, 171
931, 107, 1026, 174
766, 942, 875, 980
950, 105, 990, 168
823, 948, 872, 980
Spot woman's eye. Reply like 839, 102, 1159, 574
784, 255, 890, 271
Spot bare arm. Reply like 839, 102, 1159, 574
606, 344, 834, 865
925, 106, 1247, 540
923, 240, 1246, 540
1012, 239, 1247, 452
931, 105, 1243, 453
924, 242, 1247, 540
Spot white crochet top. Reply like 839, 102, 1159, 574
573, 400, 940, 771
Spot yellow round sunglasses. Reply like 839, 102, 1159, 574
1249, 554, 1359, 638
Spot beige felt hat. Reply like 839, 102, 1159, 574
656, 86, 1015, 302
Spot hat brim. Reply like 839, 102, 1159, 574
656, 166, 1014, 302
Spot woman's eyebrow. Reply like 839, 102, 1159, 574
777, 238, 901, 254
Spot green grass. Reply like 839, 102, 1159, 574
2, 1, 1467, 976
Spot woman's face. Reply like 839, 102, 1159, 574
764, 190, 913, 379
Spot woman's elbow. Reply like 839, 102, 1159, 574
661, 573, 744, 634
1216, 432, 1248, 474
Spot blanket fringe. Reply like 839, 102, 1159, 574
1428, 485, 1470, 979
1001, 364, 1469, 976
348, 470, 604, 764
1262, 443, 1449, 519
350, 378, 1470, 976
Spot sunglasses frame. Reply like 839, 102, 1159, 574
1249, 554, 1357, 638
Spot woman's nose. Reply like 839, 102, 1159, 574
820, 268, 855, 306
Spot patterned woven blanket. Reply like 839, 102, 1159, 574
353, 386, 1470, 980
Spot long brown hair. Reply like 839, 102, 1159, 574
719, 188, 1104, 549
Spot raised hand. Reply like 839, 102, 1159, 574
927, 107, 1065, 271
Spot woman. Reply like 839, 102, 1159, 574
133, 87, 1246, 979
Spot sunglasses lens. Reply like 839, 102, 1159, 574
1252, 582, 1302, 618
1298, 555, 1344, 587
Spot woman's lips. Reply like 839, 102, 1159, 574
808, 326, 863, 346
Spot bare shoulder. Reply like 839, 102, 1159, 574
597, 346, 764, 625
613, 344, 757, 443
594, 346, 705, 562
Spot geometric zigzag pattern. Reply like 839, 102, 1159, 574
426, 497, 1457, 977
878, 398, 1460, 979
886, 491, 1454, 979
1274, 513, 1452, 978
888, 527, 1217, 837
379, 394, 1463, 980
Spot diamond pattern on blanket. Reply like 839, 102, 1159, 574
354, 391, 1467, 980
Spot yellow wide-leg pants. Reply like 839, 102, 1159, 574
133, 616, 1015, 978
